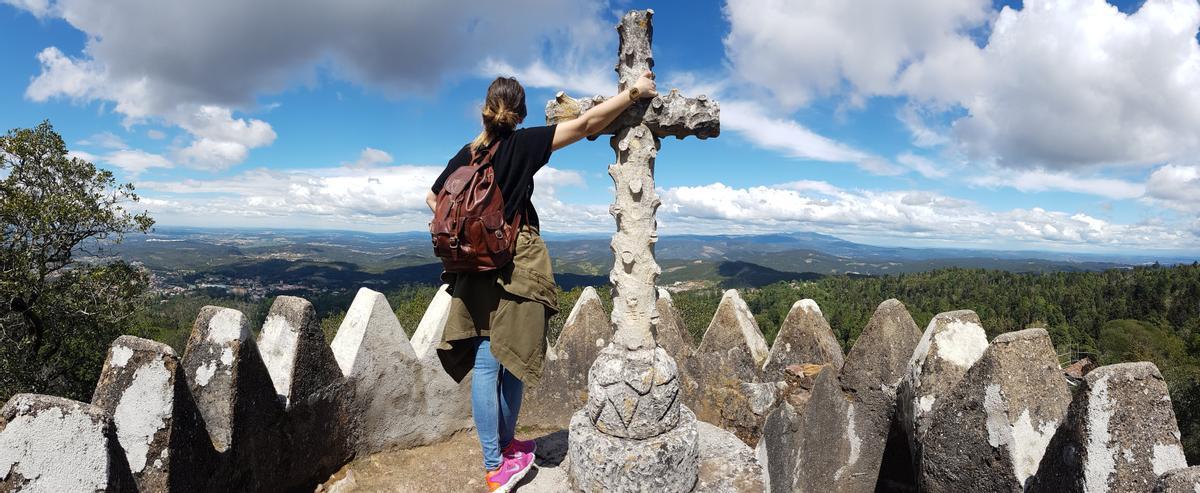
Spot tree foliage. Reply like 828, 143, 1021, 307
0, 121, 154, 401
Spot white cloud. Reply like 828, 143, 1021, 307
482, 58, 612, 99
172, 106, 276, 171
658, 181, 1196, 250
19, 0, 607, 171
722, 100, 890, 172
897, 104, 951, 148
19, 0, 609, 108
146, 129, 165, 140
1145, 164, 1200, 211
77, 131, 127, 150
726, 0, 1200, 171
896, 152, 948, 179
26, 47, 106, 103
722, 0, 990, 109
66, 150, 98, 163
103, 149, 173, 174
137, 145, 594, 230
970, 168, 1146, 200
2, 0, 52, 17
916, 0, 1200, 169
344, 148, 394, 168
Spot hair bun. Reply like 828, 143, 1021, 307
483, 103, 519, 132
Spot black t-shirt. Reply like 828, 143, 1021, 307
431, 124, 557, 229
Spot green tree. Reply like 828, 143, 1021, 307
0, 121, 154, 402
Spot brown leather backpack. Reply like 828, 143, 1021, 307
430, 140, 522, 273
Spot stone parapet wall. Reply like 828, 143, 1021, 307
0, 285, 1193, 491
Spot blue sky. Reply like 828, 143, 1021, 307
1, 0, 1198, 256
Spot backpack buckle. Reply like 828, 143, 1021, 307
448, 236, 459, 248
494, 230, 504, 239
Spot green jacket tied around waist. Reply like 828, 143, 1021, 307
436, 225, 559, 385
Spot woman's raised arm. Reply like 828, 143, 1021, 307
551, 72, 657, 152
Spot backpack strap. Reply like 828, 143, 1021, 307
470, 137, 524, 249
470, 139, 502, 166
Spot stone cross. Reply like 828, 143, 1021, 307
545, 9, 719, 351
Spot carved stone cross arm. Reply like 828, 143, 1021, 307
544, 10, 719, 141
543, 9, 720, 353
544, 90, 720, 140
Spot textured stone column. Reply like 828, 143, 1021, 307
1027, 362, 1188, 492
790, 299, 923, 493
919, 328, 1071, 492
547, 9, 720, 492
92, 336, 215, 491
257, 296, 341, 408
897, 310, 989, 476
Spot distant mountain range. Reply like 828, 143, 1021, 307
105, 227, 1196, 293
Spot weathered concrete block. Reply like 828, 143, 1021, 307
791, 298, 923, 493
897, 310, 988, 474
762, 298, 844, 381
682, 351, 778, 446
695, 289, 769, 380
791, 366, 860, 492
840, 298, 923, 398
920, 328, 1070, 492
655, 287, 693, 364
409, 284, 452, 360
255, 295, 359, 490
0, 394, 134, 492
695, 420, 765, 493
330, 287, 471, 454
182, 306, 283, 454
756, 399, 801, 493
1028, 362, 1188, 493
92, 336, 214, 491
683, 289, 775, 444
568, 406, 700, 493
257, 296, 342, 408
1154, 466, 1200, 492
524, 287, 614, 428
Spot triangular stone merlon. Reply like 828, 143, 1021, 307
763, 298, 843, 376
91, 335, 188, 488
411, 285, 452, 359
330, 287, 415, 378
553, 286, 612, 353
565, 286, 603, 329
697, 289, 770, 367
257, 295, 342, 408
181, 306, 283, 454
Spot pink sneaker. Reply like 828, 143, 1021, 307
502, 438, 537, 458
485, 452, 534, 493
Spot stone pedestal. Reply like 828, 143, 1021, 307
568, 406, 699, 492
567, 345, 700, 492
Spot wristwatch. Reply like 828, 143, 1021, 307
629, 86, 641, 101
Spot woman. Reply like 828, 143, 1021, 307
426, 72, 656, 492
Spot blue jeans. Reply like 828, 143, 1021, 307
470, 337, 524, 470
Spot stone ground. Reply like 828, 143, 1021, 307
317, 427, 569, 493
317, 420, 762, 492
